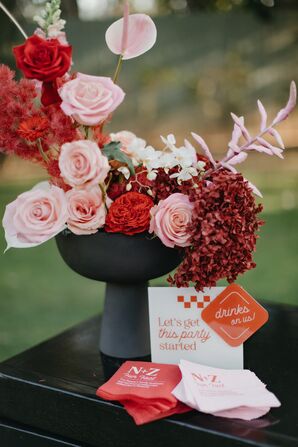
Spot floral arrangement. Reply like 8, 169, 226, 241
0, 1, 296, 291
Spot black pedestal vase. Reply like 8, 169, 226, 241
55, 231, 183, 359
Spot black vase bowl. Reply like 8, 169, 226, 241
56, 231, 183, 358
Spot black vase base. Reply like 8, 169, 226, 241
100, 351, 151, 380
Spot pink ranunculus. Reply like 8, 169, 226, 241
58, 73, 125, 126
149, 193, 194, 248
59, 140, 110, 188
2, 184, 68, 250
66, 187, 106, 235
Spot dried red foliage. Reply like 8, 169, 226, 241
93, 127, 111, 148
43, 104, 78, 147
0, 65, 39, 159
47, 159, 71, 191
169, 170, 264, 291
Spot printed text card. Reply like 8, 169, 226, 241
148, 287, 243, 369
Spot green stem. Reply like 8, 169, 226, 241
99, 183, 108, 212
112, 55, 123, 84
37, 139, 49, 163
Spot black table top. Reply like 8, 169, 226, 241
0, 302, 297, 447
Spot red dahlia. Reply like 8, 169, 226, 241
169, 170, 264, 291
105, 192, 154, 236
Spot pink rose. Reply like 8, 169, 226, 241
110, 130, 146, 156
149, 193, 194, 248
66, 187, 106, 235
59, 73, 125, 126
2, 184, 68, 250
59, 140, 110, 188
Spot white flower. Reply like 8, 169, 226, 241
111, 132, 203, 185
110, 131, 146, 166
147, 170, 158, 181
33, 15, 46, 28
160, 133, 176, 150
197, 160, 206, 171
184, 139, 198, 165
170, 167, 198, 184
33, 0, 66, 37
172, 147, 194, 169
47, 20, 67, 38
138, 146, 163, 171
159, 135, 198, 169
118, 166, 130, 180
159, 152, 178, 169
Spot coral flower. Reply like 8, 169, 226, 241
18, 115, 49, 142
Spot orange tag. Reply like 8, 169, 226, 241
201, 284, 269, 347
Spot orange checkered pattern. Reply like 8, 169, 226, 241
177, 295, 211, 309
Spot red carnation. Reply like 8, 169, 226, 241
18, 115, 49, 141
13, 35, 72, 82
105, 192, 154, 236
169, 170, 264, 291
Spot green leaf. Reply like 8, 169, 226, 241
102, 141, 135, 176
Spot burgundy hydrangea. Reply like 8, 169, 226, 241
169, 170, 264, 291
150, 155, 211, 202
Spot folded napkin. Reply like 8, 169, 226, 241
96, 361, 191, 425
172, 359, 280, 421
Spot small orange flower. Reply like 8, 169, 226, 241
18, 115, 49, 142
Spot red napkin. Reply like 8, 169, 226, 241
96, 361, 191, 425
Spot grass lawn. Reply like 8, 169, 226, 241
0, 183, 297, 362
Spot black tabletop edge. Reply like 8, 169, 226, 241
0, 417, 88, 447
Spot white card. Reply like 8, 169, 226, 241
148, 287, 243, 369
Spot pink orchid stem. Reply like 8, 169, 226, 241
0, 2, 27, 39
203, 122, 274, 178
219, 124, 273, 166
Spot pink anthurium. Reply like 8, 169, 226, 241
105, 2, 157, 60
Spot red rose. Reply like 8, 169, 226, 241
105, 192, 154, 236
13, 35, 72, 82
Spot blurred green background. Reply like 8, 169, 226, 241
0, 0, 297, 361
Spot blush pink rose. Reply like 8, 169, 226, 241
149, 193, 194, 248
59, 140, 110, 188
66, 187, 106, 235
110, 130, 146, 156
59, 73, 125, 126
2, 184, 68, 250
